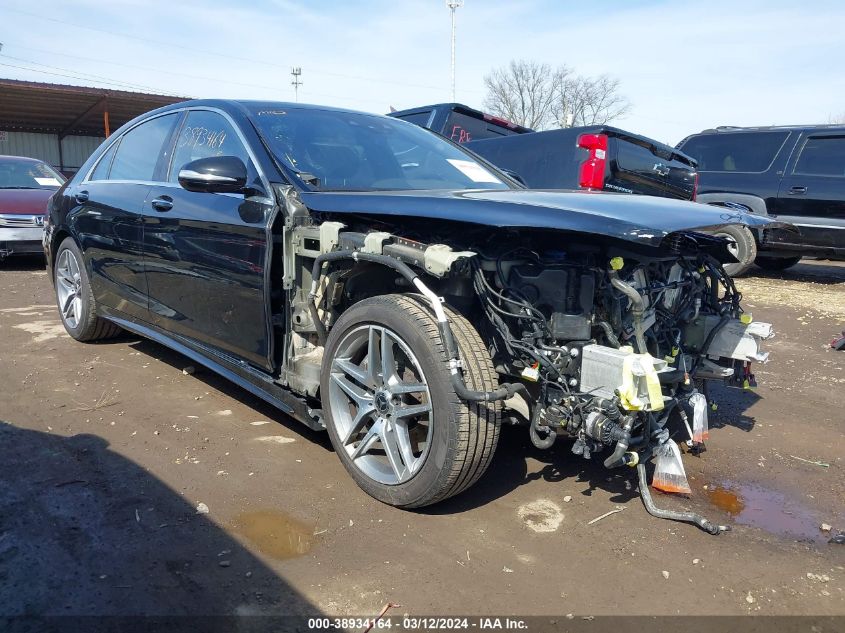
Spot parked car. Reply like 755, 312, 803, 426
677, 124, 845, 272
389, 102, 534, 143
389, 105, 764, 277
46, 100, 783, 516
389, 103, 697, 200
0, 155, 65, 260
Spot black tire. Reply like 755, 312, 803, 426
755, 255, 802, 272
53, 237, 122, 342
320, 294, 501, 508
712, 225, 757, 277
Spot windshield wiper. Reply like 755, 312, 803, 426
295, 172, 321, 188
0, 186, 40, 189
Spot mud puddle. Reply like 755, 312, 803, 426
231, 510, 315, 560
705, 481, 837, 543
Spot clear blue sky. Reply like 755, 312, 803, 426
1, 0, 843, 144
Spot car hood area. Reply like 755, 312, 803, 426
300, 188, 789, 248
0, 188, 55, 215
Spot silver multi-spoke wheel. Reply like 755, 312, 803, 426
322, 295, 500, 508
56, 248, 83, 329
328, 324, 433, 485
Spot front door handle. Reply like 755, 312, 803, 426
788, 186, 808, 195
151, 196, 173, 212
74, 190, 89, 204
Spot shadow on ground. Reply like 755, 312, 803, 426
126, 337, 333, 452
745, 259, 845, 284
0, 255, 46, 272
0, 421, 321, 626
426, 424, 641, 515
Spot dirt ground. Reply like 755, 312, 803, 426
1, 256, 843, 621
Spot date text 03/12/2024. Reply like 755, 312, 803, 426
307, 617, 530, 630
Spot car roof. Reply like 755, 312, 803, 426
0, 154, 45, 164
695, 124, 845, 134
151, 98, 380, 119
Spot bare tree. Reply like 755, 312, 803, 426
551, 72, 631, 127
482, 60, 557, 129
828, 111, 845, 124
483, 60, 630, 130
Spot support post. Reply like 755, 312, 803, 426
103, 99, 111, 138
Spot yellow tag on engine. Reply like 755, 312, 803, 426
618, 353, 665, 412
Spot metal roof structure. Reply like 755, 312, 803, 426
0, 78, 186, 138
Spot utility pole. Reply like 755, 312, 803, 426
290, 67, 302, 102
446, 0, 463, 102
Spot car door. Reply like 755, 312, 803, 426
70, 112, 180, 320
142, 108, 274, 371
775, 133, 845, 250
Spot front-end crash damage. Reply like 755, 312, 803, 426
276, 187, 782, 531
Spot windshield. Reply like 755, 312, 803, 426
0, 159, 65, 189
248, 106, 511, 192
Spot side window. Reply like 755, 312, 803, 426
89, 141, 118, 181
793, 136, 845, 177
109, 114, 179, 181
679, 131, 789, 172
168, 110, 251, 182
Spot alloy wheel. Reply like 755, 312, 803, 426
328, 324, 433, 485
56, 249, 83, 330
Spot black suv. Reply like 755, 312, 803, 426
677, 125, 845, 272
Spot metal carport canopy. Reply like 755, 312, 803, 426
0, 78, 186, 138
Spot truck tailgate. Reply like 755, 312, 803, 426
608, 131, 697, 200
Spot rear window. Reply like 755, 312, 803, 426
394, 111, 432, 127
679, 131, 789, 172
615, 140, 691, 174
444, 111, 523, 144
793, 136, 845, 177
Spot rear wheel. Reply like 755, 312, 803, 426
54, 237, 122, 341
713, 225, 757, 277
755, 255, 802, 272
320, 294, 501, 508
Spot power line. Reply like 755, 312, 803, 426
0, 49, 393, 108
3, 6, 481, 95
0, 53, 184, 96
0, 60, 186, 95
5, 42, 291, 94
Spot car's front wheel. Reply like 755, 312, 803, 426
713, 225, 757, 277
54, 237, 122, 341
320, 294, 501, 508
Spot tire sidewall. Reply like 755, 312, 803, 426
320, 295, 460, 507
54, 237, 94, 340
716, 225, 756, 277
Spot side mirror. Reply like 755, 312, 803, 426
178, 156, 247, 193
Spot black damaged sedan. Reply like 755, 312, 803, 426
45, 100, 782, 514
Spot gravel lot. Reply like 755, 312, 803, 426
1, 257, 843, 619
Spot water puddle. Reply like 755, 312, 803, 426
231, 510, 315, 560
705, 481, 832, 542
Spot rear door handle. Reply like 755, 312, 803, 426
151, 196, 173, 212
74, 190, 89, 204
788, 186, 807, 195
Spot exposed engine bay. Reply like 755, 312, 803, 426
471, 240, 771, 466
279, 200, 774, 531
